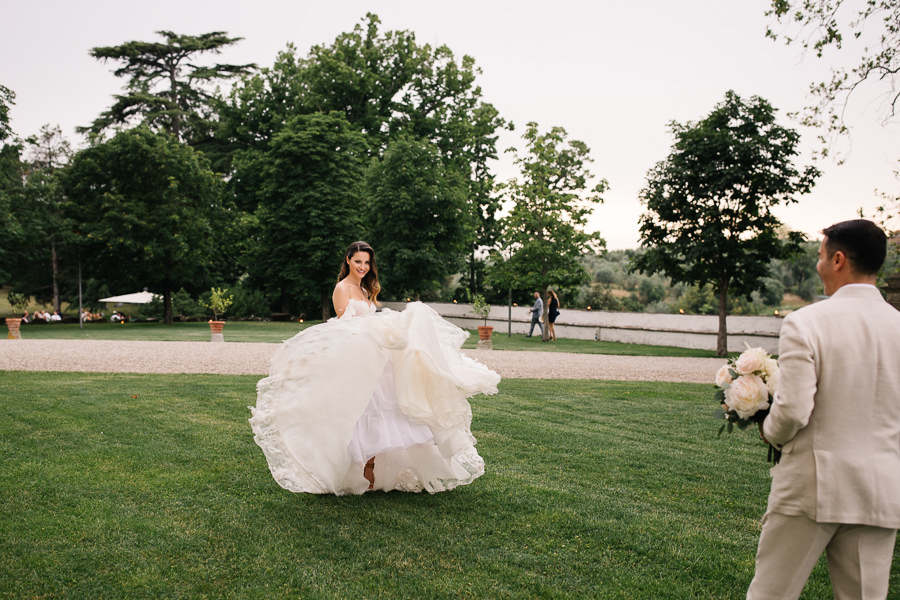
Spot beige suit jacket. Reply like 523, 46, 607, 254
763, 284, 900, 528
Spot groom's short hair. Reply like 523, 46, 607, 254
822, 219, 887, 276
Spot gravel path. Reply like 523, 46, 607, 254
0, 339, 725, 383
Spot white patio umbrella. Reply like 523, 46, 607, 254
98, 291, 160, 304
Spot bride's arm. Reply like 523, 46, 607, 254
332, 283, 351, 318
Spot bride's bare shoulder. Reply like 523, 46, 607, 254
332, 281, 352, 315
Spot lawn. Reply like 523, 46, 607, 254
2, 373, 889, 599
9, 321, 720, 357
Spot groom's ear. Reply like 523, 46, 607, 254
832, 250, 849, 271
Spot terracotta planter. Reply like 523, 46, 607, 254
209, 320, 225, 342
477, 325, 493, 340
5, 317, 22, 340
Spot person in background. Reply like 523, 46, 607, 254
547, 290, 560, 341
747, 219, 900, 600
527, 291, 543, 338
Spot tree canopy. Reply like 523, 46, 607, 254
216, 13, 506, 308
632, 91, 819, 356
238, 112, 367, 319
366, 136, 471, 299
0, 85, 23, 286
11, 125, 74, 311
64, 126, 227, 324
766, 0, 900, 155
82, 31, 255, 147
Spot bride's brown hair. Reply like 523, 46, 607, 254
337, 241, 381, 304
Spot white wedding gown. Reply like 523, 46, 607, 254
249, 300, 500, 495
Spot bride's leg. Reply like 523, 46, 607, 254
364, 457, 375, 490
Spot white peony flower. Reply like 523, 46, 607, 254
715, 364, 734, 387
735, 347, 769, 375
763, 357, 779, 379
724, 374, 770, 420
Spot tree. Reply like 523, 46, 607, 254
366, 136, 471, 299
238, 112, 367, 319
12, 125, 74, 311
766, 1, 900, 261
631, 91, 820, 356
217, 14, 506, 213
64, 126, 227, 324
766, 0, 900, 156
0, 85, 25, 286
0, 84, 14, 143
81, 31, 255, 146
488, 122, 607, 341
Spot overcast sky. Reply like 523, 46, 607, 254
3, 0, 898, 249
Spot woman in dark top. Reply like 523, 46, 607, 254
547, 290, 560, 341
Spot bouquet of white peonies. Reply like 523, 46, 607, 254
714, 346, 780, 429
714, 346, 782, 463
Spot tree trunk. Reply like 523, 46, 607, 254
716, 280, 728, 357
164, 287, 174, 325
321, 289, 331, 322
469, 243, 476, 295
51, 240, 60, 313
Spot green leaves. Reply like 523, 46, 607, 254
82, 31, 255, 145
765, 1, 900, 157
366, 136, 471, 298
64, 127, 226, 323
238, 112, 367, 318
633, 91, 819, 353
490, 122, 607, 294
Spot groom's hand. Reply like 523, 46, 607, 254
757, 421, 769, 445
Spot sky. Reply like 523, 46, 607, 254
3, 0, 899, 249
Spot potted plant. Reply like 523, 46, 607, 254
200, 287, 234, 342
470, 293, 493, 345
5, 291, 28, 339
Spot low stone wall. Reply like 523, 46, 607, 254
382, 301, 783, 353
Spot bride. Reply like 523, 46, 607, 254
249, 241, 500, 495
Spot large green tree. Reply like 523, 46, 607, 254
366, 136, 471, 299
216, 14, 506, 277
82, 31, 255, 147
488, 122, 607, 341
631, 91, 820, 356
64, 127, 227, 324
12, 125, 74, 311
238, 112, 367, 319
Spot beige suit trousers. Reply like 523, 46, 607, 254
747, 513, 897, 600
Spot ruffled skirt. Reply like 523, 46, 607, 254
249, 302, 500, 495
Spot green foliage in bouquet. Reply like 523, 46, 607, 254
713, 346, 782, 463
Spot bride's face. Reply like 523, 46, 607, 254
347, 251, 371, 280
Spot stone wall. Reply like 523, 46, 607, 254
382, 301, 783, 353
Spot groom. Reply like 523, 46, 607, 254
747, 219, 900, 599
